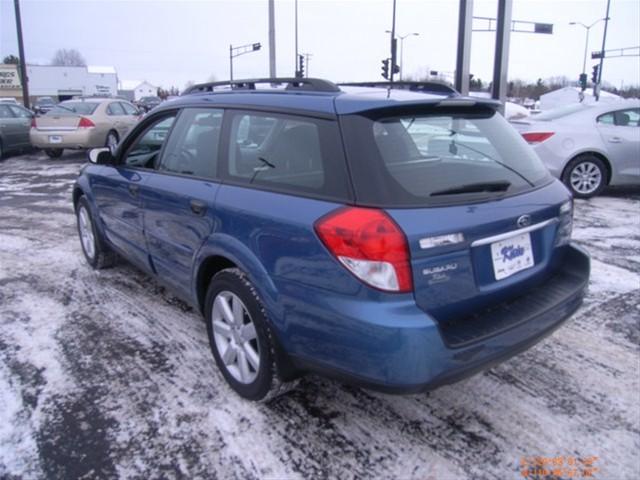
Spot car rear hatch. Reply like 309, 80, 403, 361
339, 99, 576, 338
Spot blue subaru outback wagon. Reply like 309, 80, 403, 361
73, 78, 590, 401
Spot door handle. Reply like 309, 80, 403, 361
190, 199, 206, 215
128, 184, 139, 197
609, 137, 622, 143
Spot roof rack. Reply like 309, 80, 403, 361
339, 81, 458, 96
184, 77, 341, 95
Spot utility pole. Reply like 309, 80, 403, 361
268, 0, 276, 78
455, 0, 474, 95
389, 0, 397, 82
595, 0, 611, 100
294, 0, 299, 77
491, 0, 513, 115
14, 0, 30, 108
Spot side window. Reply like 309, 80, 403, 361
122, 115, 176, 168
120, 102, 137, 115
8, 105, 31, 118
226, 112, 339, 194
615, 108, 639, 127
0, 105, 14, 118
106, 102, 125, 116
157, 108, 223, 178
597, 112, 615, 125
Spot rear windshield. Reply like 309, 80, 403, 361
48, 101, 99, 115
341, 108, 552, 207
533, 104, 588, 121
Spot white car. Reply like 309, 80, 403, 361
512, 101, 640, 198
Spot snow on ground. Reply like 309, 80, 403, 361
0, 151, 639, 479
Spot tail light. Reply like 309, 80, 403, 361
522, 132, 554, 144
314, 207, 413, 293
31, 117, 37, 128
78, 117, 95, 128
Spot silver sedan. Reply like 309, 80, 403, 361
512, 100, 640, 198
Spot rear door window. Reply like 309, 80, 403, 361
158, 108, 223, 179
223, 111, 350, 201
106, 102, 125, 116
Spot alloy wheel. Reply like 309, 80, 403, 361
211, 291, 260, 384
570, 161, 602, 195
78, 205, 96, 260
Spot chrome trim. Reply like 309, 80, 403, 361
470, 218, 558, 247
36, 127, 77, 132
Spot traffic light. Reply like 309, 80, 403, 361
579, 73, 587, 90
591, 64, 599, 84
298, 54, 305, 78
381, 59, 389, 80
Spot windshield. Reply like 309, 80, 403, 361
533, 103, 588, 121
341, 108, 552, 207
48, 101, 99, 115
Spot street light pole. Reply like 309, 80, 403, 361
569, 18, 606, 74
385, 31, 419, 81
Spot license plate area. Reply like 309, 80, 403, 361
490, 232, 534, 280
48, 135, 62, 143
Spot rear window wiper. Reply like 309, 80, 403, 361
430, 181, 511, 196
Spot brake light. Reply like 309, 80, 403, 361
522, 132, 554, 144
78, 117, 95, 128
31, 117, 37, 128
314, 207, 413, 292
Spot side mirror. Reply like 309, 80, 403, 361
88, 147, 115, 165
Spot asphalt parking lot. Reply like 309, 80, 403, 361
1, 151, 639, 479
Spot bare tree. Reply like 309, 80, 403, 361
51, 48, 87, 66
3, 54, 20, 65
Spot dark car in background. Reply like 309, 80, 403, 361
0, 102, 33, 159
137, 96, 162, 113
33, 96, 56, 115
73, 78, 590, 402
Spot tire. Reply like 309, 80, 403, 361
205, 268, 296, 402
44, 148, 64, 158
105, 131, 119, 151
562, 154, 607, 199
75, 196, 116, 269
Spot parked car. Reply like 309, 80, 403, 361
0, 98, 19, 104
137, 96, 161, 113
73, 78, 589, 401
0, 102, 33, 159
31, 97, 142, 158
33, 96, 56, 115
513, 101, 640, 198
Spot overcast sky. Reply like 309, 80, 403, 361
1, 0, 639, 91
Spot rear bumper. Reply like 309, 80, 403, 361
288, 244, 589, 393
30, 128, 105, 149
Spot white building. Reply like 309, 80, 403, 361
118, 80, 158, 102
539, 86, 621, 111
25, 65, 118, 101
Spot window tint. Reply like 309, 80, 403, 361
0, 105, 14, 118
225, 111, 350, 200
49, 101, 99, 115
597, 112, 615, 125
120, 102, 138, 115
8, 105, 31, 118
615, 108, 639, 127
158, 108, 223, 178
341, 109, 552, 207
122, 115, 176, 168
106, 102, 125, 116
